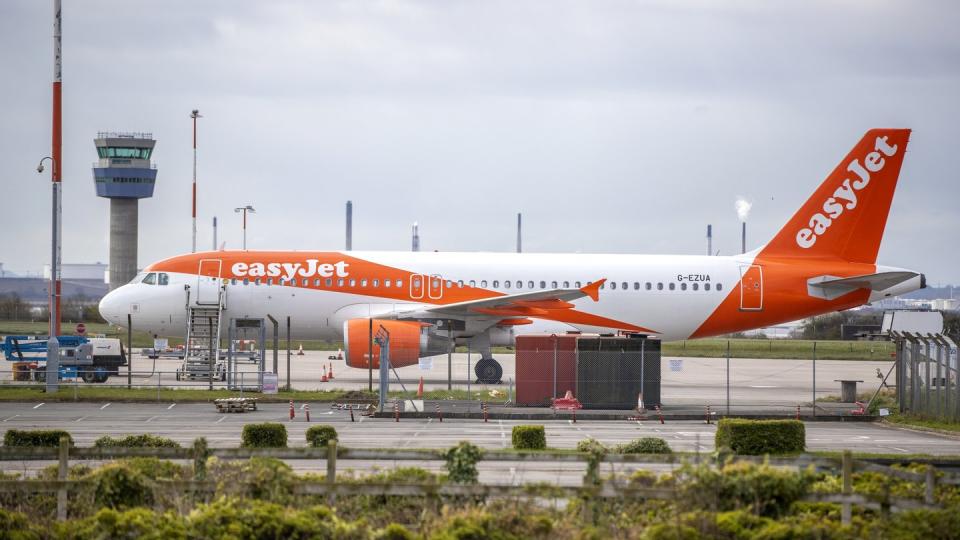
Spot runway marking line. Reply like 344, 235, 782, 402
33, 403, 44, 409
100, 403, 111, 410
167, 404, 176, 410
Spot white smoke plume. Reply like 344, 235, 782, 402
735, 197, 752, 222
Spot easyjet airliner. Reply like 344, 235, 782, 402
99, 129, 923, 382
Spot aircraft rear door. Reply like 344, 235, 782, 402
738, 264, 763, 311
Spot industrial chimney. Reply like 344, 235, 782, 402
345, 200, 353, 251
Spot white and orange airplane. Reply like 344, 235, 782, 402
99, 129, 923, 382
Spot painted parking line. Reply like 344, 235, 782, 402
33, 403, 44, 409
167, 404, 176, 410
100, 403, 111, 410
74, 416, 86, 422
2, 415, 20, 422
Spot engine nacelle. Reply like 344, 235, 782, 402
343, 319, 448, 369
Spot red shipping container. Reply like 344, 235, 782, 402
515, 334, 578, 406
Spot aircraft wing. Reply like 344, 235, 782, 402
807, 271, 920, 300
397, 279, 606, 320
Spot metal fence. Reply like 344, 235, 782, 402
1, 441, 957, 522
892, 332, 959, 421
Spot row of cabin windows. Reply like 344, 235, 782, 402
227, 276, 721, 293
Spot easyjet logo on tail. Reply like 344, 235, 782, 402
231, 260, 350, 280
795, 136, 899, 249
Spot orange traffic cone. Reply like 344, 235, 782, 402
336, 348, 343, 360
321, 364, 329, 383
297, 344, 304, 356
327, 363, 334, 380
416, 376, 424, 398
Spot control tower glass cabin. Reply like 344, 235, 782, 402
92, 132, 157, 290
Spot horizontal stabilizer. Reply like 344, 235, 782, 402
807, 271, 919, 300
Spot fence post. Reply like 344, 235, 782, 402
193, 437, 208, 480
925, 465, 936, 505
841, 450, 852, 525
326, 439, 338, 507
57, 435, 69, 521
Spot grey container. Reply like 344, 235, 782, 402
575, 336, 661, 409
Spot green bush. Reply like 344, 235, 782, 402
618, 438, 672, 454
675, 462, 814, 518
511, 425, 546, 450
3, 429, 73, 447
306, 425, 338, 448
576, 438, 609, 454
86, 463, 155, 510
714, 419, 805, 455
94, 434, 180, 448
443, 441, 481, 484
241, 423, 288, 448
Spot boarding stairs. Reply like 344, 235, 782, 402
177, 285, 226, 383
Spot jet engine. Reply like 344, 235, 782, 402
342, 319, 449, 369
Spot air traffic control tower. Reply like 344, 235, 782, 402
92, 132, 157, 290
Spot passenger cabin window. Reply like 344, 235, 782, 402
668, 283, 675, 291
529, 281, 535, 289
645, 282, 652, 290
504, 281, 511, 289
469, 280, 476, 287
563, 281, 570, 288
255, 278, 261, 285
621, 282, 627, 290
142, 273, 157, 285
373, 279, 380, 287
266, 278, 273, 286
446, 280, 453, 288
314, 278, 321, 286
493, 280, 499, 288
325, 278, 333, 287
705, 283, 711, 291
481, 280, 488, 287
681, 283, 687, 291
395, 279, 403, 287
337, 278, 344, 287
717, 283, 722, 291
692, 283, 699, 291
243, 278, 250, 285
383, 279, 391, 288
575, 281, 582, 288
457, 280, 464, 288
633, 282, 640, 290
551, 281, 557, 288
610, 282, 617, 290
361, 279, 368, 287
349, 279, 356, 287
657, 282, 663, 290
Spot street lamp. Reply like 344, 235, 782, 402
234, 205, 255, 250
37, 156, 60, 338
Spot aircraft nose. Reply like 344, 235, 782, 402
98, 289, 123, 326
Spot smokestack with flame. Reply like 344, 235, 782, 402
735, 198, 752, 254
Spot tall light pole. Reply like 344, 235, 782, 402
38, 157, 60, 338
191, 109, 201, 253
234, 205, 255, 250
46, 0, 63, 338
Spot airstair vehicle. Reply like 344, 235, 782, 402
177, 259, 226, 383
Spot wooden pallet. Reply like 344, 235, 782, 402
214, 397, 258, 413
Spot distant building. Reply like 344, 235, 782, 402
42, 263, 108, 282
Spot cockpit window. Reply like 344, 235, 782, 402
142, 273, 157, 285
157, 273, 169, 286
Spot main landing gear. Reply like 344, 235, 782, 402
474, 357, 503, 385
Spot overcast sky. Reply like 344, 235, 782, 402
1, 1, 957, 285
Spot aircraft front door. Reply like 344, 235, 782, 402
739, 264, 763, 311
196, 259, 222, 305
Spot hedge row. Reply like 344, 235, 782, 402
715, 418, 805, 455
511, 425, 546, 450
241, 423, 288, 448
3, 429, 73, 447
305, 425, 338, 448
93, 435, 180, 448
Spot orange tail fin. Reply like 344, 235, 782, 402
762, 129, 910, 264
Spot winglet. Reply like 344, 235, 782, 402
581, 279, 606, 302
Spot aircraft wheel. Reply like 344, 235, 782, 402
474, 358, 503, 385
